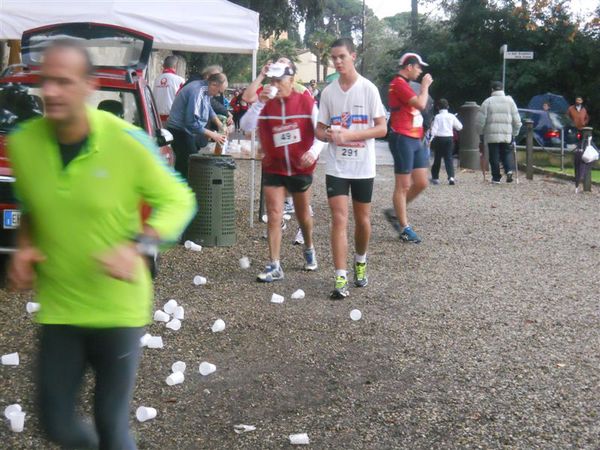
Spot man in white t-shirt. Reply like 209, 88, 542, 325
316, 38, 387, 299
153, 55, 185, 126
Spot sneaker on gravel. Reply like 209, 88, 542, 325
400, 225, 422, 244
430, 178, 440, 185
293, 227, 305, 245
330, 276, 349, 299
506, 171, 513, 183
491, 179, 501, 185
354, 261, 368, 287
383, 208, 401, 233
303, 247, 318, 271
283, 201, 295, 215
449, 177, 456, 185
257, 264, 284, 282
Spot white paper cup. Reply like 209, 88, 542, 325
270, 293, 284, 304
193, 275, 207, 286
9, 411, 25, 432
26, 302, 40, 314
166, 371, 185, 386
171, 361, 186, 373
4, 404, 21, 419
139, 333, 152, 347
330, 124, 341, 131
289, 433, 310, 445
291, 289, 305, 299
350, 309, 362, 321
136, 406, 157, 422
153, 310, 170, 323
199, 361, 216, 376
211, 319, 226, 333
267, 85, 278, 99
163, 299, 178, 314
1, 352, 19, 366
239, 256, 250, 269
173, 306, 185, 320
166, 319, 181, 331
184, 240, 202, 252
147, 336, 164, 349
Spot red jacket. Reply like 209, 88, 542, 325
567, 105, 589, 130
258, 91, 316, 176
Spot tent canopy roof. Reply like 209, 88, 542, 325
0, 0, 259, 54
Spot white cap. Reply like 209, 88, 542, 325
399, 52, 429, 67
265, 62, 295, 79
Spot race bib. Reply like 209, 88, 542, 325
336, 141, 366, 162
411, 110, 423, 128
273, 123, 301, 147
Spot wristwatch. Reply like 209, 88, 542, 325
133, 234, 159, 257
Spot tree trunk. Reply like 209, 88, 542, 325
411, 0, 418, 38
323, 60, 328, 81
316, 53, 321, 83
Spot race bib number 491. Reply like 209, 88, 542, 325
273, 123, 301, 147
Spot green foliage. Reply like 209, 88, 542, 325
257, 39, 300, 68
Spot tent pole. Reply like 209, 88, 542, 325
249, 49, 257, 227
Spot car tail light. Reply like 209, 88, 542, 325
577, 132, 582, 140
544, 130, 560, 139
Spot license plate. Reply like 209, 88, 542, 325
3, 210, 20, 229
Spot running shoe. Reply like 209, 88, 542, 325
383, 208, 401, 233
430, 178, 440, 185
330, 276, 349, 299
400, 225, 422, 244
257, 264, 284, 282
293, 227, 305, 245
506, 172, 513, 183
449, 177, 456, 185
303, 247, 318, 271
491, 179, 501, 185
283, 201, 295, 215
354, 261, 368, 287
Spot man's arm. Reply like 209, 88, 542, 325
8, 215, 46, 290
407, 74, 433, 112
242, 62, 271, 103
331, 117, 387, 145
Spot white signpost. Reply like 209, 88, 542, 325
500, 45, 534, 90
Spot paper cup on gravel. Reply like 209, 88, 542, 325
270, 293, 284, 304
4, 404, 21, 420
147, 336, 163, 349
153, 310, 170, 322
163, 299, 178, 314
291, 289, 305, 299
173, 306, 185, 320
289, 433, 310, 445
136, 406, 157, 422
199, 362, 216, 376
1, 352, 19, 366
139, 333, 152, 347
171, 361, 186, 373
239, 256, 250, 269
211, 319, 226, 333
9, 411, 25, 432
350, 309, 362, 321
193, 275, 207, 286
166, 319, 181, 331
26, 302, 40, 314
184, 240, 202, 252
166, 372, 185, 386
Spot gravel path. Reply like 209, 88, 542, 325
1, 160, 599, 449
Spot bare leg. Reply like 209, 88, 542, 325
328, 195, 349, 270
292, 188, 313, 249
406, 168, 429, 204
352, 200, 371, 256
264, 186, 286, 262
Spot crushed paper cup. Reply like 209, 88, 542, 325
1, 352, 19, 366
193, 275, 207, 286
350, 309, 362, 321
270, 293, 284, 304
136, 406, 157, 422
171, 361, 186, 373
166, 371, 185, 386
25, 302, 40, 314
239, 256, 250, 269
211, 319, 225, 333
9, 411, 25, 432
4, 404, 21, 420
173, 306, 185, 320
184, 240, 202, 252
199, 361, 216, 376
234, 424, 256, 434
153, 310, 170, 322
291, 289, 305, 299
146, 336, 164, 349
163, 299, 178, 314
139, 333, 152, 347
289, 433, 310, 445
166, 319, 181, 331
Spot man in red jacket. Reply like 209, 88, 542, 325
567, 96, 590, 132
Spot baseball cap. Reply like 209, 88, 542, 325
266, 62, 295, 79
398, 52, 429, 67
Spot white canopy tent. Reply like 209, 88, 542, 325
0, 0, 261, 224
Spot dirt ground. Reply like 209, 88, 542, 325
1, 160, 599, 449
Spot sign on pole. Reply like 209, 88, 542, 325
504, 51, 534, 60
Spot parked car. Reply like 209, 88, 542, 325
0, 22, 174, 264
516, 108, 579, 149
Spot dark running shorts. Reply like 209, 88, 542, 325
325, 175, 374, 203
263, 172, 313, 193
388, 132, 429, 174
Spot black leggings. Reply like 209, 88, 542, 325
38, 325, 144, 450
431, 136, 455, 180
168, 127, 208, 180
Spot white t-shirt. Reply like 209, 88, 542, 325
153, 71, 185, 116
318, 75, 386, 179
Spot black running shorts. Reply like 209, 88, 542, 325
263, 172, 313, 193
325, 175, 374, 203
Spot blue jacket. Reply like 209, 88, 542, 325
167, 80, 215, 135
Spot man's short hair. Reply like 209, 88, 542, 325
438, 98, 449, 110
330, 38, 355, 53
44, 39, 94, 76
207, 72, 227, 85
202, 65, 223, 79
491, 81, 503, 91
163, 55, 178, 69
575, 96, 583, 101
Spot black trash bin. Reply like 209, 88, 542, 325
184, 154, 236, 247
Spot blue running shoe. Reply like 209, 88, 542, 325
400, 226, 422, 244
303, 247, 318, 271
257, 264, 284, 282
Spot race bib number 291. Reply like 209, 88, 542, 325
273, 123, 301, 147
336, 141, 366, 162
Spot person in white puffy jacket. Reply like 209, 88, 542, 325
477, 81, 522, 183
